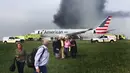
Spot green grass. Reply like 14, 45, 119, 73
0, 40, 130, 73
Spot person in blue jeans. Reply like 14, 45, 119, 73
64, 37, 71, 58
15, 43, 26, 73
34, 38, 50, 73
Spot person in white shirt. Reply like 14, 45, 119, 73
34, 38, 50, 73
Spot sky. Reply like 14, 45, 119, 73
0, 0, 130, 39
105, 0, 130, 12
0, 0, 61, 38
105, 0, 130, 39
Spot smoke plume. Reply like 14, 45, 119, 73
53, 0, 130, 28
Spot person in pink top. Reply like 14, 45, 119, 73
64, 37, 71, 58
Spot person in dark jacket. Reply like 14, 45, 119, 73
52, 38, 57, 55
52, 37, 60, 58
56, 37, 62, 52
53, 37, 63, 58
70, 37, 77, 58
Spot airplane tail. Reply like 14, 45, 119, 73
95, 16, 112, 34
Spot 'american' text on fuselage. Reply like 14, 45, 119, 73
44, 30, 68, 34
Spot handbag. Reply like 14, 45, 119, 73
9, 57, 16, 72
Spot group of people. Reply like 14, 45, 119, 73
52, 36, 77, 59
13, 36, 77, 73
14, 38, 50, 73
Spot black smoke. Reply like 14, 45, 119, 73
53, 0, 130, 28
53, 0, 81, 28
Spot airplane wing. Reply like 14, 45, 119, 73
106, 29, 116, 33
65, 28, 93, 36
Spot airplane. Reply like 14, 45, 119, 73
32, 16, 113, 40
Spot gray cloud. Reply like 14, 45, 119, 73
54, 0, 130, 28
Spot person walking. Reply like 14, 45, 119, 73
52, 37, 57, 55
34, 38, 50, 73
52, 37, 60, 58
64, 37, 71, 58
59, 37, 65, 59
70, 37, 77, 58
15, 43, 26, 73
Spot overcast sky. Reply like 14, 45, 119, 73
105, 0, 130, 12
105, 0, 130, 39
0, 0, 61, 38
0, 0, 130, 39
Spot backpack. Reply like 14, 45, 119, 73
26, 47, 45, 68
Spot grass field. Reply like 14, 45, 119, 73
0, 40, 130, 73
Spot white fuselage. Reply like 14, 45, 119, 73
42, 29, 86, 37
32, 16, 111, 40
41, 29, 103, 40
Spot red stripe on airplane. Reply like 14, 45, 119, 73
104, 26, 108, 27
107, 19, 111, 21
106, 21, 110, 24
